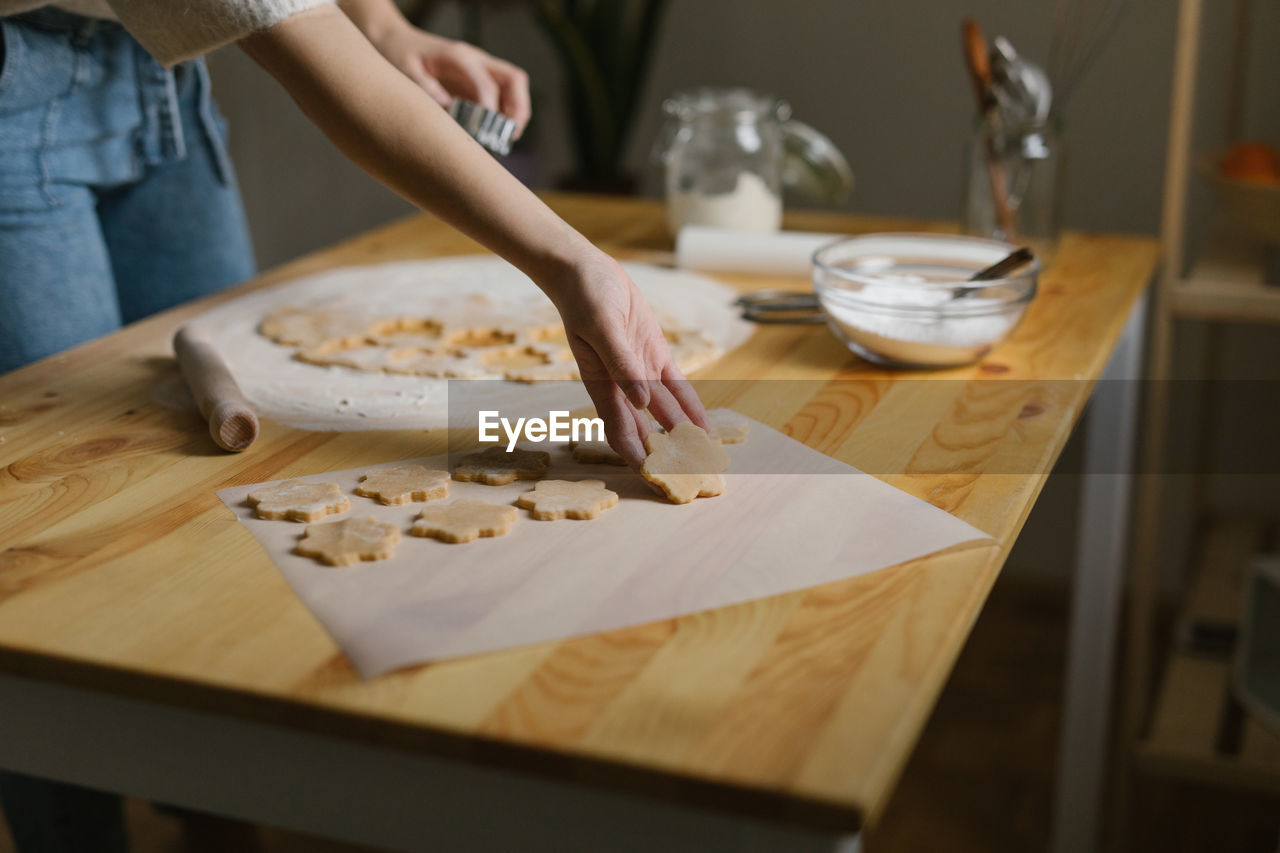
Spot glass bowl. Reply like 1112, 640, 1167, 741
811, 233, 1038, 368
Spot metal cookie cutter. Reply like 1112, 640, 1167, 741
448, 99, 516, 156
735, 290, 825, 324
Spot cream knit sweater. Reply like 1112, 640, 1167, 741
0, 0, 334, 66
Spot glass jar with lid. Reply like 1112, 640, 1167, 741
654, 88, 852, 235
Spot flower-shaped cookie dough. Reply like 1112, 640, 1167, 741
247, 480, 350, 522
453, 446, 551, 485
295, 516, 401, 566
411, 499, 519, 543
355, 464, 450, 505
640, 422, 731, 504
259, 306, 378, 349
706, 408, 750, 444
517, 479, 619, 520
569, 438, 626, 466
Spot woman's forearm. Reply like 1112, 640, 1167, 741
335, 0, 405, 43
240, 6, 594, 289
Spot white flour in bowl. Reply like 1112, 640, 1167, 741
821, 282, 1023, 367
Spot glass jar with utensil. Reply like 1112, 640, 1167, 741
963, 114, 1066, 254
960, 29, 1065, 253
654, 88, 852, 236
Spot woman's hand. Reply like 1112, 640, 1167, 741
543, 251, 710, 468
340, 0, 530, 136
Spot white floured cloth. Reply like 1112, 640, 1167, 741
0, 0, 334, 65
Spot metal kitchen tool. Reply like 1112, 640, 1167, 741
734, 290, 827, 325
991, 36, 1053, 124
735, 245, 1034, 323
448, 98, 516, 156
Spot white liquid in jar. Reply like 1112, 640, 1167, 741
667, 171, 782, 235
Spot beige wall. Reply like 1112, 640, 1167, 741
209, 0, 1178, 267
210, 0, 1280, 264
482, 0, 1179, 233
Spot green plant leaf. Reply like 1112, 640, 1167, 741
616, 0, 668, 148
534, 0, 669, 178
534, 2, 618, 175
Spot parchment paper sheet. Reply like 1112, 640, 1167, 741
217, 419, 994, 678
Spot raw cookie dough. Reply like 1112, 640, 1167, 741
569, 438, 626, 466
410, 499, 519, 543
706, 408, 750, 444
453, 446, 552, 485
640, 422, 731, 504
259, 296, 720, 383
260, 307, 381, 349
382, 350, 490, 379
501, 343, 580, 383
247, 480, 350, 522
355, 464, 450, 505
517, 479, 619, 520
296, 515, 401, 566
296, 343, 402, 372
666, 329, 722, 376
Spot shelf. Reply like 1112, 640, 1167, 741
1136, 516, 1280, 795
1176, 518, 1264, 654
1171, 232, 1280, 323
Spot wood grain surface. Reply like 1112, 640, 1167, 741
0, 194, 1158, 832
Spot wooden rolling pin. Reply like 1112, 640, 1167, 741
173, 325, 259, 452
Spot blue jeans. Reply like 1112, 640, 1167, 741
0, 9, 256, 374
0, 10, 256, 852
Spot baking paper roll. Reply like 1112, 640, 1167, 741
675, 225, 840, 277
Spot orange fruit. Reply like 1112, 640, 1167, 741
1221, 142, 1280, 185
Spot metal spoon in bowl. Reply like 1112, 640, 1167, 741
736, 246, 1035, 323
954, 245, 1036, 297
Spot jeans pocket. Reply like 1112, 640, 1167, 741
0, 21, 77, 116
0, 20, 91, 214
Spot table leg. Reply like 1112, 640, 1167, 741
1050, 292, 1146, 853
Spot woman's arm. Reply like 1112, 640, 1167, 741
239, 5, 706, 466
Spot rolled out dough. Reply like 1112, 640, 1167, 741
184, 257, 752, 430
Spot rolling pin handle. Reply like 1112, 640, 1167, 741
173, 325, 260, 453
209, 399, 259, 452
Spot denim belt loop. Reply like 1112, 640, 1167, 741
67, 16, 95, 94
132, 42, 185, 166
193, 59, 234, 185
159, 66, 186, 161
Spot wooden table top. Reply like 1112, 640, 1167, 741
0, 194, 1158, 833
